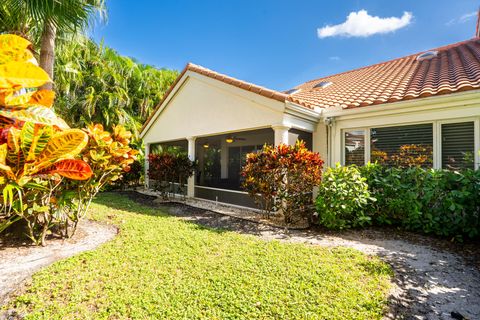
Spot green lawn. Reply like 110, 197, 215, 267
9, 193, 392, 319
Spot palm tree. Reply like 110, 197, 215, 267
0, 0, 106, 89
53, 36, 179, 142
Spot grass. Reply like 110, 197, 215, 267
9, 193, 392, 319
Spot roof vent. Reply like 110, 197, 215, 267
285, 88, 301, 94
313, 81, 333, 89
416, 51, 438, 61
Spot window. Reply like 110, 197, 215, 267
313, 81, 333, 89
344, 130, 365, 165
370, 123, 433, 168
442, 121, 475, 170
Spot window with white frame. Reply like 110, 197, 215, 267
370, 123, 434, 168
341, 119, 479, 169
344, 130, 365, 166
441, 121, 475, 170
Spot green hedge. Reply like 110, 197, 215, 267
316, 164, 374, 229
316, 164, 480, 240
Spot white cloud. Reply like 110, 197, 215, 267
317, 10, 413, 38
329, 56, 340, 61
446, 11, 477, 26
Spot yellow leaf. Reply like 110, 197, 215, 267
0, 143, 7, 165
0, 89, 35, 107
0, 61, 51, 90
0, 143, 14, 179
7, 126, 21, 155
0, 34, 36, 65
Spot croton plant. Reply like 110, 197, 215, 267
0, 34, 137, 245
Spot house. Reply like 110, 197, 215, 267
140, 38, 480, 208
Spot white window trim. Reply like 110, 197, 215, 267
340, 118, 480, 169
341, 128, 367, 165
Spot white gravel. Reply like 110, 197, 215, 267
259, 229, 480, 320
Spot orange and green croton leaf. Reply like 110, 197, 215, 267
0, 106, 69, 130
20, 122, 54, 162
22, 129, 88, 176
0, 88, 55, 108
46, 159, 93, 180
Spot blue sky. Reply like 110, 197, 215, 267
92, 0, 479, 91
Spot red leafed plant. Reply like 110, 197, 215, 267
148, 151, 195, 200
242, 141, 324, 224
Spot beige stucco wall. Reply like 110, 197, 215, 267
142, 73, 286, 144
312, 121, 328, 165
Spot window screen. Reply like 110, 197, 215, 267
442, 121, 475, 170
370, 123, 433, 168
344, 130, 365, 165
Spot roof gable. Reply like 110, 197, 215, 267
140, 63, 293, 135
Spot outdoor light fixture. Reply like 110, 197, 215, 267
203, 142, 209, 148
225, 137, 234, 144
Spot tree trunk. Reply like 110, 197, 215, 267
39, 20, 57, 90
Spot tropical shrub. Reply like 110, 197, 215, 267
0, 34, 137, 244
0, 34, 93, 244
148, 151, 195, 200
54, 124, 138, 237
242, 141, 324, 224
319, 162, 480, 240
360, 164, 480, 240
241, 144, 281, 217
316, 164, 375, 229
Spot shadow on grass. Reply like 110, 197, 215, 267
95, 191, 480, 320
94, 191, 280, 237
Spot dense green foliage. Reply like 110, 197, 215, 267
316, 163, 480, 240
54, 37, 178, 139
8, 193, 392, 319
360, 164, 480, 240
316, 164, 375, 229
0, 0, 106, 48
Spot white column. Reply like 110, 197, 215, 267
186, 137, 196, 197
144, 143, 150, 189
220, 139, 228, 179
272, 124, 291, 146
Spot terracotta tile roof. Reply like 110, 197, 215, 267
142, 38, 480, 135
186, 63, 289, 102
141, 63, 290, 134
287, 38, 480, 109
